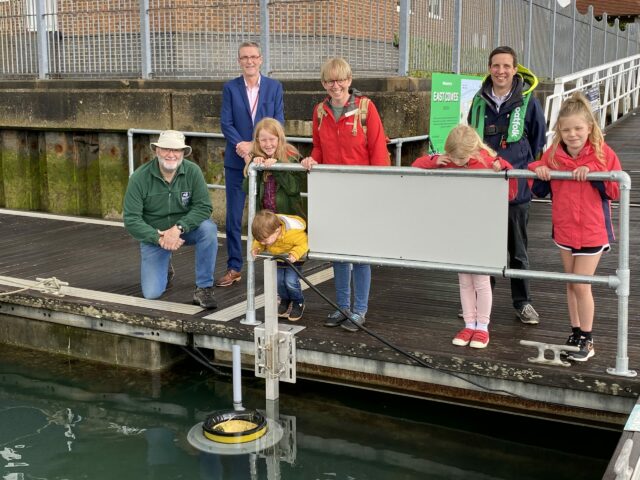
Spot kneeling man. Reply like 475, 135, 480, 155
124, 130, 218, 309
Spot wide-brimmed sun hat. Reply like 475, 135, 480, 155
150, 130, 192, 156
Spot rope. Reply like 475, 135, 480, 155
0, 277, 68, 297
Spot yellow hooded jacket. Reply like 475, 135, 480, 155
252, 214, 308, 262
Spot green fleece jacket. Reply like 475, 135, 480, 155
123, 158, 212, 245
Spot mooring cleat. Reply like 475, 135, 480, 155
520, 340, 580, 367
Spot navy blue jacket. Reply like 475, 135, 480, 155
221, 75, 285, 170
468, 73, 546, 204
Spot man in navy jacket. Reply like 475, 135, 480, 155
468, 46, 547, 325
216, 41, 285, 287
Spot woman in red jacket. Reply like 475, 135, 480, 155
413, 125, 515, 350
530, 92, 622, 362
301, 57, 390, 333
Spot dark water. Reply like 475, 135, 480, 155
0, 344, 620, 480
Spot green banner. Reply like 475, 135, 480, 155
429, 73, 484, 153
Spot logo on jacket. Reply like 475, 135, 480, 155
181, 192, 191, 207
510, 106, 522, 137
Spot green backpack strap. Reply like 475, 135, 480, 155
469, 95, 485, 138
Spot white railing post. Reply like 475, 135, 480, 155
35, 0, 49, 79
139, 0, 151, 79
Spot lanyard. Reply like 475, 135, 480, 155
247, 85, 259, 122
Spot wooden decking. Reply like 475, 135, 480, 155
1, 112, 640, 424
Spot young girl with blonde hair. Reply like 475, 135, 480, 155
244, 117, 305, 218
530, 92, 622, 361
413, 125, 516, 349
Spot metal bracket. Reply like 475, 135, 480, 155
520, 340, 579, 367
254, 325, 298, 383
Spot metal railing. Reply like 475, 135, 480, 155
126, 128, 429, 179
0, 0, 637, 80
544, 54, 640, 145
245, 163, 635, 378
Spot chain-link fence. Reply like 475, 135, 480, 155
0, 0, 637, 80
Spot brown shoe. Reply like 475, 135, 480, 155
215, 269, 242, 287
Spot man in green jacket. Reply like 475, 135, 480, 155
123, 130, 218, 309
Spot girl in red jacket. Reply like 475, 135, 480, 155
413, 125, 515, 349
530, 92, 622, 362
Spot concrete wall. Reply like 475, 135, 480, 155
0, 77, 551, 222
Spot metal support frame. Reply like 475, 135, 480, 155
254, 259, 296, 401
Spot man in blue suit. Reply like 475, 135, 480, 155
216, 41, 285, 287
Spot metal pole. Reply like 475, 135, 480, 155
232, 344, 245, 411
493, 0, 502, 48
140, 0, 151, 79
570, 1, 576, 73
242, 166, 260, 325
264, 259, 279, 400
397, 0, 410, 76
588, 6, 594, 68
614, 19, 620, 60
550, 0, 557, 79
259, 0, 270, 74
452, 0, 462, 74
35, 0, 49, 80
525, 0, 533, 67
603, 13, 608, 65
607, 173, 636, 377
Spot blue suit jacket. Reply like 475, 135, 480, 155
221, 75, 285, 170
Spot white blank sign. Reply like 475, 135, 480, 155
308, 170, 509, 270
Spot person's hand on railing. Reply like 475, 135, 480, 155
301, 156, 318, 170
533, 165, 552, 181
572, 166, 590, 182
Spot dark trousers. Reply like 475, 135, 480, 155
507, 202, 532, 309
224, 166, 246, 272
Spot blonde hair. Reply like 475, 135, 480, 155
251, 118, 299, 162
320, 57, 352, 84
550, 91, 605, 166
251, 209, 281, 242
444, 125, 496, 165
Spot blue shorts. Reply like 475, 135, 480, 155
555, 241, 610, 256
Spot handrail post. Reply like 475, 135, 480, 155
260, 0, 270, 75
241, 165, 261, 325
394, 141, 402, 167
607, 172, 636, 377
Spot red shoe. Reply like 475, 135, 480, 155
452, 328, 475, 346
470, 330, 490, 349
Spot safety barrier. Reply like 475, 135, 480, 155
544, 54, 640, 146
126, 128, 430, 180
245, 163, 635, 378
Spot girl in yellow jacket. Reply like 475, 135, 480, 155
251, 210, 308, 321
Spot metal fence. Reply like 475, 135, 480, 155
0, 0, 638, 80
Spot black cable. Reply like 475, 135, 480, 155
180, 346, 231, 377
272, 255, 525, 399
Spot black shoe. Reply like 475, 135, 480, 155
457, 308, 463, 319
278, 301, 291, 318
341, 312, 365, 332
288, 303, 305, 321
167, 263, 175, 288
193, 287, 217, 309
324, 309, 348, 327
561, 331, 582, 357
567, 337, 594, 362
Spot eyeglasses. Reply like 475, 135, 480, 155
239, 55, 261, 62
323, 78, 348, 86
